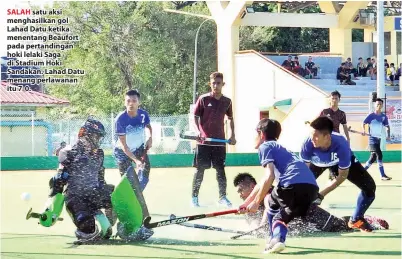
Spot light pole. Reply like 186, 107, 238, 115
193, 18, 213, 104
163, 9, 214, 104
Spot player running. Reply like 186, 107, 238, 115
301, 116, 377, 232
362, 98, 392, 180
239, 118, 319, 254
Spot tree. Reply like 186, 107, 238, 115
39, 1, 216, 115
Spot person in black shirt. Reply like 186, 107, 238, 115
305, 56, 318, 78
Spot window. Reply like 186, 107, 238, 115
384, 32, 391, 55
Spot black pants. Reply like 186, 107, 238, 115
268, 183, 318, 224
192, 144, 227, 198
358, 67, 367, 77
304, 204, 350, 232
309, 156, 376, 199
368, 142, 383, 163
65, 184, 114, 234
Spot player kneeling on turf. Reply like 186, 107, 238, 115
50, 119, 116, 242
239, 119, 319, 254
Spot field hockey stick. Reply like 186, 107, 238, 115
26, 208, 64, 222
305, 121, 311, 125
170, 214, 245, 234
143, 209, 238, 229
348, 126, 371, 136
230, 223, 268, 240
179, 133, 230, 144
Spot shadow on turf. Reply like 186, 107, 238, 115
66, 238, 258, 247
286, 245, 402, 256
1, 233, 72, 240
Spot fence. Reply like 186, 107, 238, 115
0, 111, 194, 157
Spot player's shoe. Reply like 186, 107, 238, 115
263, 237, 286, 254
364, 215, 389, 230
218, 196, 232, 208
191, 197, 200, 207
348, 218, 373, 232
116, 223, 154, 241
74, 225, 102, 244
381, 175, 392, 181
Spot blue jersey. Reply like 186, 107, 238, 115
300, 133, 351, 169
363, 113, 389, 144
114, 109, 150, 152
258, 141, 317, 188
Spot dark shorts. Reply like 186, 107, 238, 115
65, 184, 114, 220
192, 144, 226, 169
268, 183, 318, 223
369, 142, 381, 152
309, 155, 376, 197
114, 144, 150, 175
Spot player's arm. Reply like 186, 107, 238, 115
118, 135, 143, 165
341, 111, 350, 142
193, 97, 203, 137
320, 146, 351, 197
145, 114, 153, 149
300, 138, 313, 168
226, 101, 236, 144
253, 164, 275, 206
362, 114, 371, 135
383, 116, 391, 140
319, 168, 349, 197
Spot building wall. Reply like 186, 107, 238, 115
234, 52, 327, 152
1, 106, 51, 156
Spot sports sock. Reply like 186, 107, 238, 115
351, 192, 375, 221
378, 160, 386, 177
272, 220, 288, 243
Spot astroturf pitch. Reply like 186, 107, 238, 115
1, 164, 401, 259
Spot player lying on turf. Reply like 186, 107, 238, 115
301, 116, 377, 232
234, 172, 389, 236
239, 118, 320, 254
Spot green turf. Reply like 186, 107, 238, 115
1, 164, 401, 258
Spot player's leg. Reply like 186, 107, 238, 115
97, 184, 117, 227
374, 141, 392, 180
364, 143, 378, 170
308, 163, 328, 179
114, 148, 132, 177
212, 145, 231, 207
265, 184, 318, 253
191, 144, 212, 207
304, 205, 350, 232
65, 195, 101, 241
347, 156, 376, 232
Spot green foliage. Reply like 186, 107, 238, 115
41, 1, 216, 115
35, 2, 365, 116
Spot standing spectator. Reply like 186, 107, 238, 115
319, 90, 350, 180
387, 63, 396, 86
192, 72, 236, 208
